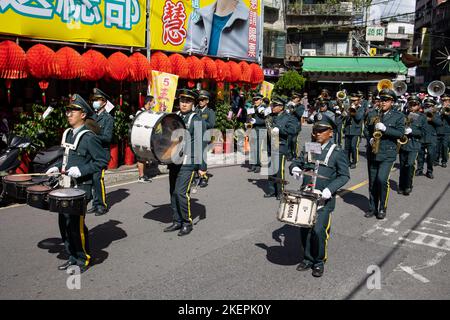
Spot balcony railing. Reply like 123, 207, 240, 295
287, 3, 363, 17
264, 0, 280, 9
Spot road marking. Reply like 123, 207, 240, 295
422, 217, 450, 230
0, 203, 26, 211
362, 213, 410, 238
337, 180, 369, 197
394, 252, 446, 283
399, 231, 450, 251
397, 266, 430, 283
419, 226, 450, 235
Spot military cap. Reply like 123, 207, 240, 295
379, 89, 397, 101
291, 92, 302, 98
313, 113, 336, 130
252, 93, 264, 100
178, 89, 198, 101
92, 88, 110, 101
423, 97, 436, 106
441, 93, 450, 100
68, 94, 95, 118
198, 90, 211, 100
350, 93, 360, 100
144, 95, 154, 104
317, 97, 329, 107
271, 96, 287, 106
357, 90, 364, 97
407, 95, 421, 103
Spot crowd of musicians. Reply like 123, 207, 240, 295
13, 82, 449, 278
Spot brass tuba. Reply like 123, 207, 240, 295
427, 81, 446, 97
377, 79, 393, 92
393, 81, 407, 97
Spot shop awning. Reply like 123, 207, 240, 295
302, 56, 408, 74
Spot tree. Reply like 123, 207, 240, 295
273, 70, 306, 96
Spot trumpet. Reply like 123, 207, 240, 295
424, 106, 437, 119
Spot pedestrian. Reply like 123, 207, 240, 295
46, 94, 108, 273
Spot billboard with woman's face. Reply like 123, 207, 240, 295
150, 0, 262, 62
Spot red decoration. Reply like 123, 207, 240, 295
186, 56, 204, 80
226, 61, 240, 83
187, 80, 196, 88
201, 57, 217, 80
38, 80, 49, 105
5, 79, 11, 104
108, 144, 119, 169
107, 52, 131, 81
215, 60, 230, 82
124, 141, 135, 165
250, 63, 264, 84
217, 82, 225, 90
56, 47, 83, 80
239, 61, 251, 83
169, 53, 188, 78
150, 51, 172, 73
0, 40, 27, 79
26, 44, 60, 79
129, 52, 150, 82
81, 50, 108, 81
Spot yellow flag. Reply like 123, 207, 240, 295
150, 71, 179, 113
260, 81, 274, 99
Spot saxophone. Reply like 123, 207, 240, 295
372, 111, 382, 154
396, 116, 411, 152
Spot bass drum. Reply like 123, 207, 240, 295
130, 112, 186, 164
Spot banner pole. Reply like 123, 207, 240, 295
146, 0, 151, 61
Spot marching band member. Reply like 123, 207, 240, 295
164, 89, 207, 236
88, 88, 114, 216
417, 98, 443, 179
398, 95, 426, 196
264, 97, 300, 199
365, 89, 405, 219
435, 93, 450, 168
286, 92, 305, 160
343, 93, 364, 169
46, 94, 108, 273
289, 114, 350, 277
247, 93, 266, 173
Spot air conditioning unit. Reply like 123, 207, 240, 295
302, 49, 317, 56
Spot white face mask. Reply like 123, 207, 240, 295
93, 101, 103, 110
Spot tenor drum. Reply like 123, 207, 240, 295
48, 188, 86, 215
130, 112, 186, 164
26, 185, 52, 210
2, 175, 37, 201
277, 190, 321, 228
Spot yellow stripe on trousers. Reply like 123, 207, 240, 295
384, 163, 395, 210
324, 215, 332, 262
281, 155, 285, 193
79, 216, 91, 266
356, 136, 360, 164
186, 171, 195, 223
100, 169, 107, 208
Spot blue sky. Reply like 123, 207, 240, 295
370, 0, 416, 22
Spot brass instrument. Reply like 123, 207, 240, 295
442, 106, 450, 116
372, 112, 382, 154
336, 90, 347, 101
377, 79, 393, 92
424, 106, 437, 120
427, 81, 446, 97
396, 117, 411, 152
393, 81, 408, 97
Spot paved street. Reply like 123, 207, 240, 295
1, 127, 449, 300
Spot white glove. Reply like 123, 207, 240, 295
257, 106, 265, 113
46, 166, 59, 174
322, 188, 332, 200
250, 118, 256, 124
375, 122, 387, 132
369, 138, 374, 146
292, 167, 302, 180
335, 110, 341, 115
405, 127, 412, 135
67, 166, 81, 178
272, 127, 279, 133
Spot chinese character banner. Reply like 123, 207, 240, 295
150, 70, 179, 113
0, 0, 147, 47
150, 0, 261, 62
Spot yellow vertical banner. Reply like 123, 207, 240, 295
260, 81, 274, 99
150, 71, 179, 113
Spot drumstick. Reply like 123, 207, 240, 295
8, 173, 61, 177
301, 171, 330, 180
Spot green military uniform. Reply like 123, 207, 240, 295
398, 110, 426, 195
266, 98, 300, 198
286, 93, 305, 159
166, 90, 207, 236
248, 94, 266, 173
91, 88, 114, 215
56, 94, 108, 270
435, 111, 449, 167
365, 89, 405, 219
343, 102, 364, 168
417, 99, 443, 177
289, 116, 350, 276
331, 101, 344, 147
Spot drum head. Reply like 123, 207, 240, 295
27, 185, 51, 192
4, 175, 32, 182
49, 188, 85, 198
150, 113, 186, 164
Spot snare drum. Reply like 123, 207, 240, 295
130, 112, 186, 164
26, 185, 52, 210
2, 175, 36, 201
277, 189, 322, 228
48, 188, 86, 215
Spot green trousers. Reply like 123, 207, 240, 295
399, 150, 418, 191
344, 135, 360, 165
417, 143, 436, 174
368, 159, 394, 212
92, 168, 108, 209
436, 135, 449, 164
267, 154, 286, 196
300, 206, 332, 267
169, 165, 195, 225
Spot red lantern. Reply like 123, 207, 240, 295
187, 80, 196, 88
129, 52, 150, 82
201, 57, 217, 80
56, 47, 83, 80
239, 61, 251, 83
186, 56, 204, 80
215, 60, 230, 82
226, 61, 240, 83
26, 44, 60, 105
150, 51, 172, 73
169, 53, 189, 78
250, 63, 264, 84
107, 52, 131, 81
81, 50, 108, 81
0, 40, 27, 79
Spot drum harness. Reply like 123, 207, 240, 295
304, 144, 337, 191
60, 128, 91, 188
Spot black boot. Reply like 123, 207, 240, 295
87, 206, 97, 214
58, 260, 76, 271
178, 223, 193, 236
312, 265, 324, 277
164, 222, 182, 232
377, 209, 386, 219
95, 206, 108, 216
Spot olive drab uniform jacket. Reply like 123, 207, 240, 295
289, 141, 350, 211
196, 106, 216, 130
343, 106, 365, 136
271, 111, 301, 155
422, 113, 443, 145
95, 111, 114, 161
366, 109, 406, 162
177, 111, 207, 172
401, 113, 427, 152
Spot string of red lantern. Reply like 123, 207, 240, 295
239, 61, 251, 83
0, 41, 28, 104
129, 52, 150, 82
81, 50, 109, 81
150, 51, 172, 74
249, 63, 264, 84
169, 53, 189, 79
186, 56, 204, 80
201, 57, 218, 80
226, 61, 241, 83
108, 52, 131, 106
56, 47, 84, 80
215, 59, 230, 83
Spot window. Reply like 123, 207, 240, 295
398, 26, 405, 34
